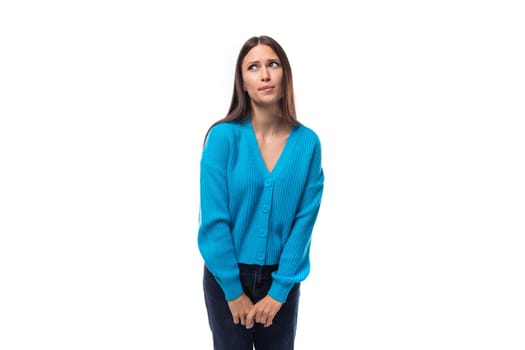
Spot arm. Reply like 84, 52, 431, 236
269, 137, 324, 302
197, 125, 244, 301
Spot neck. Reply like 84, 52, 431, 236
251, 113, 290, 140
251, 102, 282, 125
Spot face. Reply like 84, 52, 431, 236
241, 44, 283, 108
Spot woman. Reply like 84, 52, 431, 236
198, 35, 324, 349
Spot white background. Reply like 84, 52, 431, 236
1, 1, 524, 349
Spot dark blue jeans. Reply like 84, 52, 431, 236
203, 264, 300, 350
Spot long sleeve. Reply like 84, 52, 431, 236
269, 134, 324, 302
198, 125, 243, 301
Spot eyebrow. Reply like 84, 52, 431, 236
245, 58, 280, 66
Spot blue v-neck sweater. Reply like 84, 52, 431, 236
198, 119, 324, 303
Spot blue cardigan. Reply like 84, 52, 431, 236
198, 118, 324, 302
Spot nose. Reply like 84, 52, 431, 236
261, 67, 270, 81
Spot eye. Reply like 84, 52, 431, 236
269, 61, 280, 68
247, 64, 258, 71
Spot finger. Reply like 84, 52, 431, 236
232, 315, 240, 325
258, 308, 273, 324
264, 313, 275, 327
245, 310, 255, 329
240, 314, 246, 326
245, 317, 254, 329
256, 314, 267, 325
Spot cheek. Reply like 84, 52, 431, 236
243, 78, 255, 92
275, 75, 283, 90
276, 72, 284, 85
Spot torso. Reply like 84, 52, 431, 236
255, 132, 290, 173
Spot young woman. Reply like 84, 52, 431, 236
198, 35, 324, 349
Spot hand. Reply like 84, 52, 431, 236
227, 293, 254, 326
245, 295, 282, 329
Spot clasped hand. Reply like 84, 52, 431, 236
227, 293, 282, 329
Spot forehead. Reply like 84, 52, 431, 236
243, 44, 279, 64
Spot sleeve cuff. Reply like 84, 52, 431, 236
221, 279, 244, 301
268, 279, 294, 303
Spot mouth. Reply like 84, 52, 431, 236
259, 86, 274, 92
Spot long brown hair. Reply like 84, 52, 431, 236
203, 35, 299, 144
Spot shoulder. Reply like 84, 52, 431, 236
205, 121, 244, 144
207, 121, 240, 136
295, 123, 322, 145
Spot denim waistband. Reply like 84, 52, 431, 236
238, 263, 278, 274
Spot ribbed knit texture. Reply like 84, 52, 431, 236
198, 118, 324, 303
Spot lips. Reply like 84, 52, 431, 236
259, 86, 274, 91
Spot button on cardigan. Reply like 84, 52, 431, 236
198, 118, 324, 303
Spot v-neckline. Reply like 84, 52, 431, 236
246, 119, 297, 175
